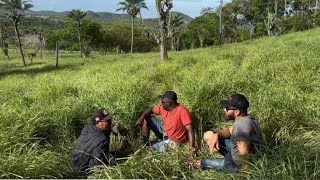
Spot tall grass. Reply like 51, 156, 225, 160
0, 28, 320, 179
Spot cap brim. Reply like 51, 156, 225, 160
158, 94, 164, 99
220, 100, 232, 108
102, 113, 113, 122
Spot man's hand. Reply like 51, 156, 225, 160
204, 131, 219, 153
211, 133, 219, 152
189, 146, 198, 156
117, 126, 128, 136
135, 118, 144, 127
136, 108, 152, 127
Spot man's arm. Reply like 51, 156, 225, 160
111, 124, 128, 136
217, 127, 232, 138
237, 141, 250, 170
208, 127, 232, 151
185, 124, 195, 154
135, 108, 153, 127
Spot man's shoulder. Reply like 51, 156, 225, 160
83, 123, 106, 137
83, 123, 97, 132
238, 116, 257, 123
233, 116, 255, 128
176, 105, 190, 112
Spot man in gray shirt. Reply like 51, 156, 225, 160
193, 93, 263, 172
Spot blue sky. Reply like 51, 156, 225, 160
31, 0, 230, 18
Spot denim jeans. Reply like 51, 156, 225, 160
149, 116, 180, 152
200, 138, 238, 172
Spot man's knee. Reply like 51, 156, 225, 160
144, 115, 152, 125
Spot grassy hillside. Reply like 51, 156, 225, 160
0, 28, 320, 179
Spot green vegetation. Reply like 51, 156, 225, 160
67, 9, 88, 58
116, 0, 148, 54
0, 0, 34, 67
0, 28, 320, 179
1, 0, 320, 60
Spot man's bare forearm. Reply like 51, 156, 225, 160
188, 129, 195, 150
138, 108, 152, 120
217, 127, 231, 138
185, 124, 195, 152
237, 141, 250, 171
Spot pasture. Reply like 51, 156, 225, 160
0, 28, 319, 179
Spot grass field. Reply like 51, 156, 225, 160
0, 28, 320, 179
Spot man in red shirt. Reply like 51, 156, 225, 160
135, 91, 195, 154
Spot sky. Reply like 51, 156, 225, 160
31, 0, 230, 18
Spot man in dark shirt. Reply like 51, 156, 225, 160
70, 108, 127, 173
193, 93, 263, 172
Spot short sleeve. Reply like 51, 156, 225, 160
152, 105, 162, 115
232, 122, 251, 142
180, 107, 192, 126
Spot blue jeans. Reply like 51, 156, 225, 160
200, 138, 238, 172
149, 116, 180, 152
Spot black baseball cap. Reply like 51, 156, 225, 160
220, 93, 249, 110
92, 108, 114, 122
158, 90, 178, 101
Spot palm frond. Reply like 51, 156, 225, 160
116, 0, 148, 17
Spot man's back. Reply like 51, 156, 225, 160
70, 123, 110, 172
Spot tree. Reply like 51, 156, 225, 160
36, 26, 44, 59
168, 12, 184, 51
155, 0, 172, 60
0, 0, 33, 67
106, 22, 155, 53
67, 9, 87, 58
116, 0, 148, 54
219, 0, 223, 46
187, 16, 216, 48
222, 2, 242, 43
81, 20, 105, 57
0, 23, 10, 59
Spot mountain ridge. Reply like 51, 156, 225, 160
0, 9, 193, 27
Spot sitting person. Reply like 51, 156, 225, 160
135, 90, 195, 154
194, 93, 263, 172
70, 108, 127, 173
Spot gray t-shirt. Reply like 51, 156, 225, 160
231, 116, 263, 168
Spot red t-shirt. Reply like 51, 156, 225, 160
152, 105, 192, 143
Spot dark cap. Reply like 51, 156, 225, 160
158, 90, 178, 101
220, 93, 249, 110
92, 108, 114, 122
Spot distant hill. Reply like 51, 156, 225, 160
0, 9, 193, 40
0, 9, 193, 27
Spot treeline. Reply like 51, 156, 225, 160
1, 0, 320, 57
44, 20, 158, 55
33, 0, 320, 54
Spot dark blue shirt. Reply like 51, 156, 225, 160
70, 123, 111, 172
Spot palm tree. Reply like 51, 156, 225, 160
0, 0, 33, 67
116, 0, 148, 54
155, 0, 172, 60
67, 9, 87, 58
